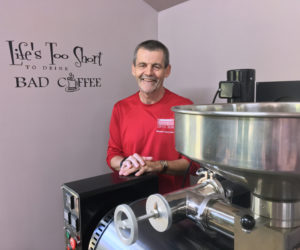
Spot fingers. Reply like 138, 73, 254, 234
134, 167, 146, 176
128, 153, 145, 168
120, 153, 151, 171
142, 156, 153, 161
119, 160, 132, 175
135, 160, 157, 176
119, 153, 147, 176
134, 153, 150, 166
121, 165, 139, 176
119, 154, 154, 176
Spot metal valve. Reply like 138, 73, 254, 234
114, 194, 172, 245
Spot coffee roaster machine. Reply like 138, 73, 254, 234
62, 70, 300, 250
62, 173, 159, 250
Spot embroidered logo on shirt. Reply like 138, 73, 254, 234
156, 119, 174, 134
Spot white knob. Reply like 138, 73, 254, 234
114, 204, 138, 245
114, 194, 172, 245
146, 194, 172, 232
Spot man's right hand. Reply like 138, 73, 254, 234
119, 153, 153, 175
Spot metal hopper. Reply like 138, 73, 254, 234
172, 102, 300, 202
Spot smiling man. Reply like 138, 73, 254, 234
106, 40, 193, 194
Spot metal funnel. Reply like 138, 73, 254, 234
172, 103, 300, 202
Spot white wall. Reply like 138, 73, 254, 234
158, 0, 300, 104
0, 0, 157, 249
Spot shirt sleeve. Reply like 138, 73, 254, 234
106, 104, 124, 169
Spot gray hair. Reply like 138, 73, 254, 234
133, 40, 170, 68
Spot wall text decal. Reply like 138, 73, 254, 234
6, 40, 103, 92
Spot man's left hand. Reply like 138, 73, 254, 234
120, 160, 162, 176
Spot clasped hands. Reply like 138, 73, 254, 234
119, 153, 162, 176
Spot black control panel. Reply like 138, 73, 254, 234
62, 172, 158, 250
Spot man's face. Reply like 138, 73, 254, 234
132, 48, 171, 95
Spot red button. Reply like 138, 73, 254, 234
70, 237, 77, 249
66, 245, 70, 250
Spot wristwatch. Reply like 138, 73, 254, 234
160, 160, 168, 173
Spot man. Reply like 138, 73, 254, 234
106, 40, 193, 194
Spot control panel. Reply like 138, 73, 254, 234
63, 187, 81, 250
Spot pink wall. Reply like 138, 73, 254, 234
0, 0, 157, 249
3, 0, 300, 249
158, 0, 300, 104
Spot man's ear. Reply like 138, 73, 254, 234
164, 64, 171, 78
131, 64, 136, 76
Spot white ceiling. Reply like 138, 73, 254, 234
143, 0, 189, 11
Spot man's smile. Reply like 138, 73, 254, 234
140, 75, 158, 83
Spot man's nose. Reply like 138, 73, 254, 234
144, 65, 154, 75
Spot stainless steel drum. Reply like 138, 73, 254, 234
172, 102, 300, 202
89, 199, 233, 250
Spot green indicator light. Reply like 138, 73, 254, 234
66, 230, 70, 239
